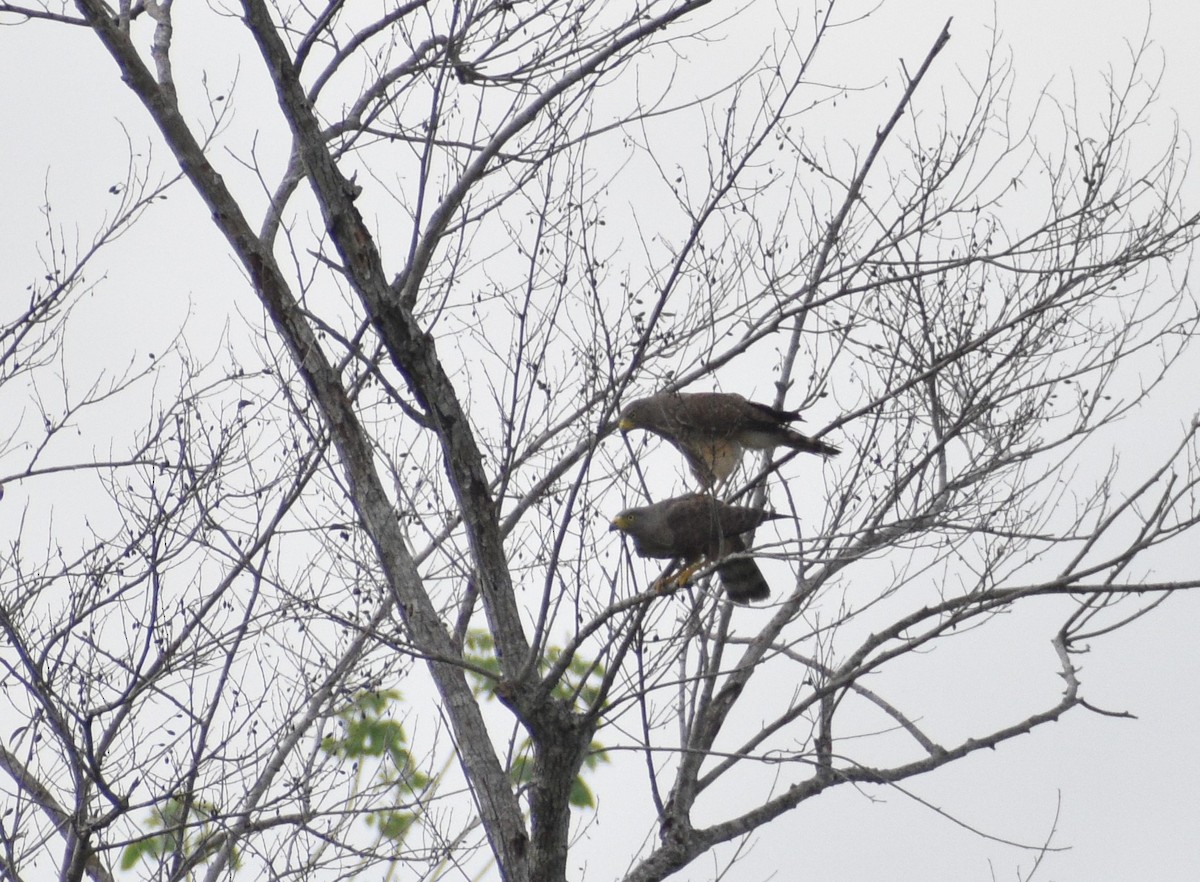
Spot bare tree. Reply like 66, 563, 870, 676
1, 3, 1198, 882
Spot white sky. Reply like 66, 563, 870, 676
3, 1, 1200, 880
696, 6, 1200, 880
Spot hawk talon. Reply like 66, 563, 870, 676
672, 561, 703, 587
650, 574, 680, 596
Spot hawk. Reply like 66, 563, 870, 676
618, 391, 839, 486
609, 494, 784, 603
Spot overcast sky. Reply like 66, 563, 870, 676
673, 5, 1200, 880
3, 2, 1200, 880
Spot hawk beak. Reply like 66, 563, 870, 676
617, 416, 635, 432
609, 515, 631, 532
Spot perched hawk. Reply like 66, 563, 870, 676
609, 494, 784, 603
618, 391, 840, 486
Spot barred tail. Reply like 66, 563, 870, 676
718, 557, 771, 603
784, 430, 840, 458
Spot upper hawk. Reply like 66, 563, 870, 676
618, 391, 839, 486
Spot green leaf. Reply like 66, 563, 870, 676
569, 776, 595, 809
120, 796, 236, 870
371, 810, 417, 841
120, 835, 168, 870
464, 629, 607, 711
319, 689, 433, 840
509, 754, 534, 787
582, 741, 611, 770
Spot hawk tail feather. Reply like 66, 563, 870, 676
782, 429, 840, 457
717, 557, 771, 603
